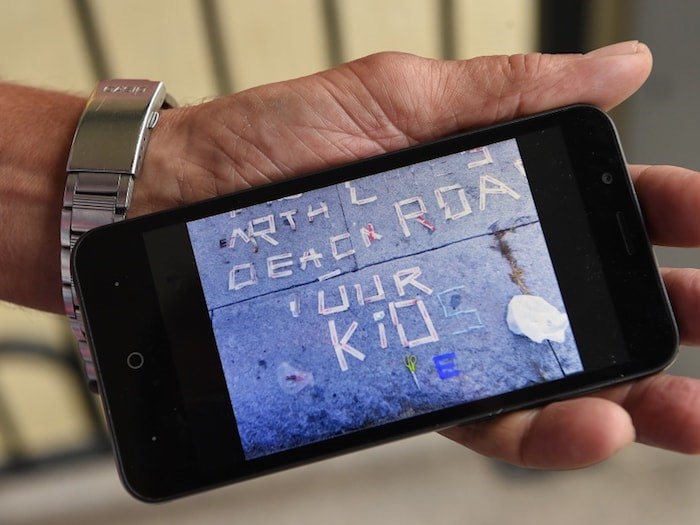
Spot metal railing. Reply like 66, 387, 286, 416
0, 339, 110, 475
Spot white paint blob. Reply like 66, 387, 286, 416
506, 295, 569, 344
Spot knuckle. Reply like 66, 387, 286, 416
500, 52, 549, 85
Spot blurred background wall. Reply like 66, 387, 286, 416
1, 1, 699, 524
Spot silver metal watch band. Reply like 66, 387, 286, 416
61, 79, 174, 392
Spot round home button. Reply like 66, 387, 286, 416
126, 352, 145, 370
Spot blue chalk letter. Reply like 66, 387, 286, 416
433, 352, 460, 379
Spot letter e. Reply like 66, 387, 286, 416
433, 352, 460, 379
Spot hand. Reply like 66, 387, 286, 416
140, 40, 700, 468
138, 40, 700, 468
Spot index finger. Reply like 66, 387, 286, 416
629, 164, 700, 345
629, 164, 700, 247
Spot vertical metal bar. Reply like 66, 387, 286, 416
0, 341, 110, 473
0, 386, 26, 466
62, 341, 110, 445
200, 0, 235, 95
539, 0, 590, 53
71, 0, 111, 81
321, 0, 344, 67
439, 0, 457, 60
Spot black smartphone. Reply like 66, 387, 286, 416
72, 105, 677, 502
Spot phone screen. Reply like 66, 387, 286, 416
153, 132, 588, 460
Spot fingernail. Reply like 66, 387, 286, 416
585, 40, 643, 58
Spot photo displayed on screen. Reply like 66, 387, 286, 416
187, 138, 584, 460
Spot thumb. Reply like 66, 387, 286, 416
135, 42, 651, 214
341, 40, 652, 142
440, 396, 635, 469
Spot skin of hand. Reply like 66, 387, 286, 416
2, 40, 699, 469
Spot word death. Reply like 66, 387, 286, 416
226, 167, 521, 291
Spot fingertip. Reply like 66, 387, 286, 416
630, 165, 700, 246
622, 374, 700, 454
659, 268, 700, 346
519, 398, 635, 469
585, 40, 646, 58
440, 397, 636, 470
581, 47, 652, 111
462, 40, 653, 123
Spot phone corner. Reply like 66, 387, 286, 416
118, 473, 170, 504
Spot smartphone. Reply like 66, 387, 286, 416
72, 105, 677, 501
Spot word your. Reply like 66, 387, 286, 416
320, 266, 438, 371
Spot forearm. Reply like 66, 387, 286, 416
0, 84, 85, 313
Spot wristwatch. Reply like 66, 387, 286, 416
61, 79, 175, 392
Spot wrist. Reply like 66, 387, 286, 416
130, 90, 281, 218
0, 84, 85, 312
130, 104, 208, 217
